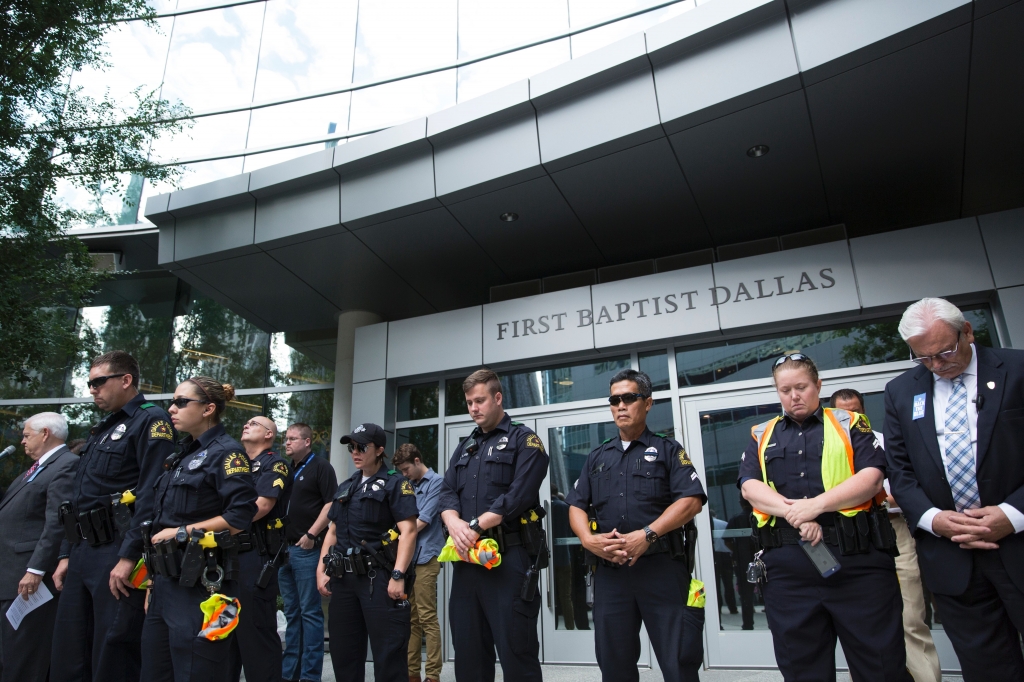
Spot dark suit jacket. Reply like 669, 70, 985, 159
0, 446, 79, 600
885, 344, 1024, 596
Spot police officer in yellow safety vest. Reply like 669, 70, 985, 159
738, 354, 911, 682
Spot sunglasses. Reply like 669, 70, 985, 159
909, 332, 962, 365
347, 442, 370, 453
608, 392, 649, 406
772, 353, 807, 370
170, 396, 208, 409
86, 373, 127, 390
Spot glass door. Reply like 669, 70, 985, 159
534, 409, 653, 667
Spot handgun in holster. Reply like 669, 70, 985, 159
682, 520, 698, 574
263, 518, 286, 557
583, 506, 598, 606
109, 489, 136, 536
380, 527, 401, 567
179, 531, 207, 587
58, 501, 82, 544
518, 507, 548, 563
141, 521, 154, 574
215, 531, 240, 582
868, 506, 900, 556
520, 542, 548, 602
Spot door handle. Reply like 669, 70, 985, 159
544, 500, 553, 610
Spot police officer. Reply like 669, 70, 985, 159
317, 423, 418, 682
567, 369, 707, 682
51, 351, 175, 682
140, 376, 258, 682
439, 369, 549, 682
738, 354, 910, 681
229, 416, 291, 682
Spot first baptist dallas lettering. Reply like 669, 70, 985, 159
494, 268, 837, 340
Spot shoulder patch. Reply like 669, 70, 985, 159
149, 420, 174, 441
525, 433, 545, 453
677, 448, 693, 467
272, 461, 290, 476
854, 421, 873, 434
224, 452, 251, 476
400, 479, 415, 496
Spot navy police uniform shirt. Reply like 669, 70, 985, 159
438, 413, 549, 523
251, 448, 291, 520
736, 406, 885, 501
151, 423, 257, 533
68, 392, 176, 560
567, 427, 707, 534
328, 463, 419, 553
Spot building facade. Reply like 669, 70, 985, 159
5, 0, 1024, 674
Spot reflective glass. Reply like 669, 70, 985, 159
647, 398, 674, 435
568, 0, 694, 58
445, 356, 631, 416
242, 143, 332, 173
348, 72, 456, 133
700, 401, 779, 631
150, 111, 252, 165
396, 425, 439, 471
638, 350, 670, 391
676, 308, 996, 388
0, 308, 77, 400
246, 94, 351, 153
0, 403, 62, 491
268, 333, 335, 387
70, 17, 173, 103
169, 293, 270, 389
397, 382, 439, 422
264, 389, 334, 458
456, 0, 570, 103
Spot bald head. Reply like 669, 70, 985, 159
241, 415, 278, 457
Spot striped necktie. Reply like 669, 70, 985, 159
23, 460, 39, 480
943, 375, 980, 511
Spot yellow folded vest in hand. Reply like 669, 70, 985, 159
437, 536, 502, 569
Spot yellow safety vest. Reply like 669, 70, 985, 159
750, 408, 884, 527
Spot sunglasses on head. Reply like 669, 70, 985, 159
86, 373, 127, 390
608, 392, 649, 406
772, 353, 807, 370
170, 396, 207, 409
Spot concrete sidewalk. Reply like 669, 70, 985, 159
313, 656, 965, 681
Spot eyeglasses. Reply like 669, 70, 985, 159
170, 396, 207, 409
772, 353, 807, 371
608, 392, 649, 406
909, 332, 962, 365
86, 373, 126, 390
244, 419, 269, 430
347, 442, 369, 453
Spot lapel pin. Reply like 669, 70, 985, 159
987, 381, 995, 390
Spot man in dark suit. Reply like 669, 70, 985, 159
885, 297, 1024, 681
0, 412, 79, 682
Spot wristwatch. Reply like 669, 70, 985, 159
304, 531, 317, 542
468, 518, 482, 534
391, 569, 405, 581
643, 526, 659, 545
176, 525, 190, 544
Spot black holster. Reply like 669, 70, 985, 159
178, 532, 206, 587
150, 538, 182, 579
868, 507, 900, 556
109, 494, 133, 537
215, 531, 240, 582
59, 501, 81, 544
520, 542, 548, 602
664, 521, 698, 573
834, 512, 871, 556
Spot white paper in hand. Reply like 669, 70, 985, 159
5, 583, 53, 630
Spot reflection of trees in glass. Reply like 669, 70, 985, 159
268, 335, 335, 386
838, 309, 993, 367
396, 425, 438, 471
170, 295, 269, 389
0, 308, 77, 400
397, 383, 439, 421
265, 390, 334, 458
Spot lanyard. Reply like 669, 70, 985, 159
293, 454, 314, 479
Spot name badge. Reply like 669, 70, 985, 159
912, 393, 927, 420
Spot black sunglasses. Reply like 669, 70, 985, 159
347, 442, 369, 453
170, 396, 207, 409
772, 353, 807, 370
609, 392, 649, 406
86, 373, 127, 390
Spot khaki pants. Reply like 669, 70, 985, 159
408, 558, 443, 680
893, 513, 942, 682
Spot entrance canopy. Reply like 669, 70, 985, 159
143, 0, 1023, 334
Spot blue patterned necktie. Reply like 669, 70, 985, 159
943, 375, 980, 511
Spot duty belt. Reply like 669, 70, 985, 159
598, 535, 672, 568
141, 523, 241, 593
323, 547, 388, 577
753, 507, 898, 557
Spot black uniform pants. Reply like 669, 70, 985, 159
228, 550, 283, 682
594, 553, 703, 682
328, 570, 410, 682
50, 540, 146, 682
761, 544, 911, 682
141, 576, 239, 682
450, 546, 542, 682
0, 577, 59, 682
930, 550, 1024, 682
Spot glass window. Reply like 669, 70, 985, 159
242, 143, 331, 174
445, 356, 631, 416
676, 308, 996, 388
348, 72, 456, 133
246, 94, 352, 153
264, 389, 334, 459
456, 0, 570, 103
0, 404, 62, 491
151, 111, 252, 165
0, 308, 77, 400
268, 333, 335, 387
568, 0, 694, 58
638, 350, 670, 391
169, 293, 270, 389
397, 382, 439, 422
647, 398, 674, 436
70, 17, 173, 104
396, 425, 439, 471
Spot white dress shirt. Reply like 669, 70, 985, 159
25, 444, 65, 576
918, 345, 1024, 535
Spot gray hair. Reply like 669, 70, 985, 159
24, 412, 68, 442
898, 298, 966, 341
609, 369, 653, 397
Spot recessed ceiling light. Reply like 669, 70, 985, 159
556, 379, 574, 386
747, 144, 769, 158
499, 212, 519, 222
